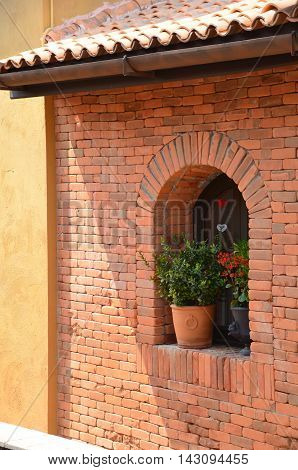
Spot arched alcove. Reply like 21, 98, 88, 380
136, 131, 272, 354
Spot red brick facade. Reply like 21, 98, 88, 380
56, 64, 298, 450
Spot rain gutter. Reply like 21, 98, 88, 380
0, 31, 297, 99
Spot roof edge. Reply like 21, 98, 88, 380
1, 30, 297, 95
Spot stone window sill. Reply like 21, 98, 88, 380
161, 343, 248, 358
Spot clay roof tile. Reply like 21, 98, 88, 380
1, 0, 297, 72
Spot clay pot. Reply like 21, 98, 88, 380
171, 304, 216, 349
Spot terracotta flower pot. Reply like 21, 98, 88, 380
171, 304, 216, 349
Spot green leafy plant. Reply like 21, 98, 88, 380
217, 240, 249, 307
147, 237, 222, 307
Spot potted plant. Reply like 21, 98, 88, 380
152, 238, 222, 349
217, 240, 250, 355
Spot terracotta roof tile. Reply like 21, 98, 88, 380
1, 0, 298, 72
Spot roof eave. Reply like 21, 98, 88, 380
1, 28, 298, 99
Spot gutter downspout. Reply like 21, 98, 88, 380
0, 32, 297, 90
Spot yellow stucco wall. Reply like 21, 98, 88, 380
0, 0, 104, 434
0, 0, 54, 434
0, 92, 52, 431
53, 0, 102, 24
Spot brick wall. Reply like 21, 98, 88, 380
55, 64, 298, 450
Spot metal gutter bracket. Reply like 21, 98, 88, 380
122, 55, 154, 78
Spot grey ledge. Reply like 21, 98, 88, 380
0, 421, 100, 450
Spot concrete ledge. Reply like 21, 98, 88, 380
0, 422, 99, 450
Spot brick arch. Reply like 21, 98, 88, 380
137, 131, 271, 215
136, 131, 273, 361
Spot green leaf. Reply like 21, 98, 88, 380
238, 292, 247, 303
